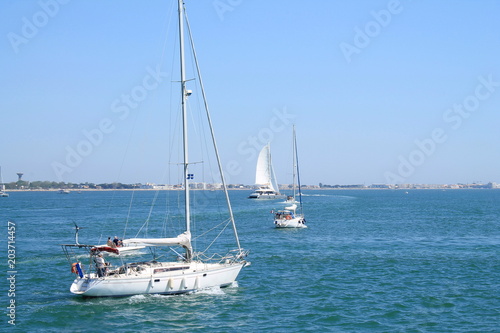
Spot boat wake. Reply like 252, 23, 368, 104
197, 286, 226, 295
301, 194, 330, 197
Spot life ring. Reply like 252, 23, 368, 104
286, 215, 292, 220
71, 263, 78, 274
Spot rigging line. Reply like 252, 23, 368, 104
184, 8, 243, 251
157, 0, 176, 69
134, 217, 149, 238
155, 43, 184, 244
185, 88, 213, 195
133, 189, 162, 238
100, 55, 156, 241
160, 172, 173, 240
100, 4, 178, 239
185, 100, 204, 165
191, 181, 197, 247
187, 58, 225, 222
167, 39, 181, 161
192, 217, 231, 241
295, 127, 304, 215
147, 189, 162, 232
123, 189, 136, 240
186, 48, 214, 191
99, 139, 137, 245
291, 126, 296, 200
200, 219, 232, 254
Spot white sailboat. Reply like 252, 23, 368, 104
62, 0, 249, 297
273, 126, 307, 228
0, 167, 8, 197
248, 144, 285, 199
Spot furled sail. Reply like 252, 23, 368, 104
123, 231, 191, 249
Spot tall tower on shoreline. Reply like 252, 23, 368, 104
17, 173, 23, 181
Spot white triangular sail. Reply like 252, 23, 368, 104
255, 144, 279, 192
255, 144, 271, 187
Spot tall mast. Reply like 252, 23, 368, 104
268, 144, 272, 189
1, 166, 4, 191
294, 126, 303, 215
178, 0, 191, 242
268, 144, 275, 191
292, 126, 297, 200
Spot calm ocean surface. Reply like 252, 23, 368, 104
1, 189, 499, 332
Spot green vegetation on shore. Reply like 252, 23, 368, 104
3, 181, 138, 190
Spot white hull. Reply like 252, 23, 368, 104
248, 192, 286, 200
274, 216, 307, 228
70, 261, 244, 297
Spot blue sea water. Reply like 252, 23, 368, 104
1, 189, 499, 332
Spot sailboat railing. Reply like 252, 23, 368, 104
195, 248, 249, 264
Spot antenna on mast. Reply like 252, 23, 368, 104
73, 222, 83, 245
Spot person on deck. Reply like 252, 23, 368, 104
107, 237, 113, 247
95, 253, 107, 277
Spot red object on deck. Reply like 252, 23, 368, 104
91, 246, 119, 254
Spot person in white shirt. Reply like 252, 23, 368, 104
95, 253, 107, 277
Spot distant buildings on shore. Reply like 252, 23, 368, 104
3, 179, 498, 191
111, 181, 500, 190
318, 182, 499, 189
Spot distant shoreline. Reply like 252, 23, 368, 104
4, 187, 499, 192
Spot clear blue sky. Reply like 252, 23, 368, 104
1, 0, 499, 185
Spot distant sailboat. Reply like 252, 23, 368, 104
273, 126, 307, 228
248, 143, 285, 199
0, 167, 9, 197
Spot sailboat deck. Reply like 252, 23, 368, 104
102, 260, 236, 279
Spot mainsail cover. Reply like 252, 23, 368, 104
255, 144, 277, 191
123, 231, 191, 249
